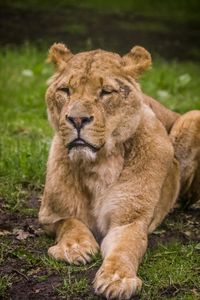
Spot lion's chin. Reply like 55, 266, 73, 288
68, 146, 97, 163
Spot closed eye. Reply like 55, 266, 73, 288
58, 87, 70, 95
100, 89, 117, 97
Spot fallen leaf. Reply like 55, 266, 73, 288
0, 229, 12, 236
13, 228, 35, 240
27, 267, 41, 276
153, 229, 166, 235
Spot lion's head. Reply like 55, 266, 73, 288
46, 43, 151, 162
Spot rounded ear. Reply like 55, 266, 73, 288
122, 46, 151, 78
48, 43, 73, 69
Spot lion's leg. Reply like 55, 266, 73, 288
47, 218, 99, 265
170, 110, 200, 207
148, 157, 180, 233
93, 123, 176, 299
94, 221, 147, 299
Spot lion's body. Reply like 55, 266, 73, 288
39, 44, 200, 300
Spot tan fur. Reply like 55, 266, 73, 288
143, 94, 179, 132
170, 110, 200, 207
39, 44, 200, 299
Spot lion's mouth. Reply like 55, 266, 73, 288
67, 138, 99, 152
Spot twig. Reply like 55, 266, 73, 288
12, 269, 29, 281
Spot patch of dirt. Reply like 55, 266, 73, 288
0, 4, 200, 60
159, 283, 183, 297
159, 283, 200, 298
0, 209, 38, 232
149, 206, 200, 248
8, 274, 61, 300
28, 195, 41, 209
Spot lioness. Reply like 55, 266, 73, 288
39, 44, 200, 299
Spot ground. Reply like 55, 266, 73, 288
0, 203, 200, 300
0, 2, 200, 299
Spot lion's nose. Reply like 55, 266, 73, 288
66, 115, 94, 130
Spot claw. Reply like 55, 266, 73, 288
93, 267, 142, 300
48, 239, 99, 266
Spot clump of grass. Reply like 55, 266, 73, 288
141, 59, 200, 113
0, 275, 12, 297
139, 242, 200, 299
41, 255, 69, 273
41, 251, 102, 273
0, 241, 11, 264
57, 275, 89, 298
11, 247, 40, 265
0, 45, 52, 212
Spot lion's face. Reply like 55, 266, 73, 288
46, 44, 151, 161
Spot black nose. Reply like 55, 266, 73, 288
66, 115, 94, 130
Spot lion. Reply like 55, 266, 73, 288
39, 43, 200, 300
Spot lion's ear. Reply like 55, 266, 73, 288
48, 43, 73, 69
122, 46, 151, 78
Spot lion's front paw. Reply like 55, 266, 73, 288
93, 264, 142, 300
48, 237, 99, 265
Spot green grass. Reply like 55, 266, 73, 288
0, 45, 200, 299
57, 277, 89, 298
140, 242, 200, 299
0, 45, 53, 214
141, 60, 200, 113
0, 275, 12, 297
41, 251, 102, 274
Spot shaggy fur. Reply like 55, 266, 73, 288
39, 43, 200, 300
